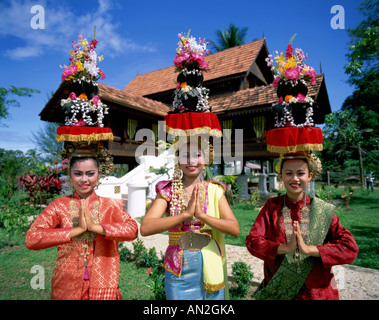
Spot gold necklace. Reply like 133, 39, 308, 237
282, 196, 310, 274
69, 195, 100, 241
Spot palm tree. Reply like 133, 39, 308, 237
210, 24, 248, 52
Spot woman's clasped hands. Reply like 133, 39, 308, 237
182, 184, 204, 222
278, 221, 320, 257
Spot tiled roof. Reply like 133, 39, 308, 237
124, 38, 267, 96
210, 73, 325, 114
39, 82, 169, 123
98, 83, 168, 116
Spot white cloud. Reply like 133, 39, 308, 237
0, 0, 156, 60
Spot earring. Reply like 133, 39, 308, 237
67, 176, 73, 189
201, 168, 206, 180
173, 163, 183, 180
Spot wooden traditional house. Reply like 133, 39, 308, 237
40, 38, 331, 170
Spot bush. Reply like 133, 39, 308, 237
145, 264, 166, 300
119, 239, 166, 300
230, 261, 254, 299
0, 192, 37, 245
18, 173, 63, 206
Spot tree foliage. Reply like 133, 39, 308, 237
31, 122, 64, 163
321, 0, 379, 183
209, 23, 248, 52
0, 86, 40, 126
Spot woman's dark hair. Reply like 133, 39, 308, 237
69, 157, 100, 171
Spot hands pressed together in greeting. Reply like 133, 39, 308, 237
278, 221, 320, 257
70, 199, 105, 238
182, 184, 205, 222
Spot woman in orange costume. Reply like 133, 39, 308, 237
26, 144, 138, 300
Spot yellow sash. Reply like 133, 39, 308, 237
200, 182, 229, 299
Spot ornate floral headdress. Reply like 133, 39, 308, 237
56, 32, 114, 183
165, 31, 222, 138
266, 35, 324, 182
58, 31, 110, 131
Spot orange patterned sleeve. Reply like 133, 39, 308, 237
101, 198, 138, 242
25, 199, 72, 250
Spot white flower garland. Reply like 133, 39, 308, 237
275, 102, 314, 128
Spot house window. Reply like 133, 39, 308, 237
252, 116, 266, 140
127, 119, 138, 140
222, 119, 233, 140
152, 123, 158, 141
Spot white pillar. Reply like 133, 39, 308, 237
237, 174, 250, 200
268, 173, 278, 191
127, 179, 148, 218
257, 173, 268, 195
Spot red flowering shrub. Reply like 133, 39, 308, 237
17, 173, 64, 205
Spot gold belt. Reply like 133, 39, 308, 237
169, 230, 212, 251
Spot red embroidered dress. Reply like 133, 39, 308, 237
246, 195, 359, 300
25, 191, 138, 300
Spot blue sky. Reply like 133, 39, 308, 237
0, 0, 364, 152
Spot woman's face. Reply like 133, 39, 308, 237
178, 142, 205, 178
279, 159, 313, 201
70, 158, 99, 199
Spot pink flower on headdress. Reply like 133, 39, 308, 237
284, 67, 300, 80
272, 75, 281, 88
92, 95, 100, 106
74, 118, 87, 127
61, 64, 79, 81
69, 92, 77, 100
297, 93, 306, 101
174, 53, 190, 66
99, 69, 106, 80
191, 53, 209, 70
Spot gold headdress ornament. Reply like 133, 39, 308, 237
275, 151, 322, 180
60, 142, 114, 179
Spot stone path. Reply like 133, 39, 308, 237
124, 228, 379, 300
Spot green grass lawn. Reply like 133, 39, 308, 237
0, 186, 377, 299
0, 241, 154, 300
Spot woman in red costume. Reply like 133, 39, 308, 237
245, 152, 359, 300
26, 144, 138, 300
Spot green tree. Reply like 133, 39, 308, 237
31, 122, 63, 163
0, 86, 40, 126
343, 0, 379, 125
209, 23, 248, 52
322, 110, 376, 187
344, 0, 379, 88
322, 0, 379, 184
